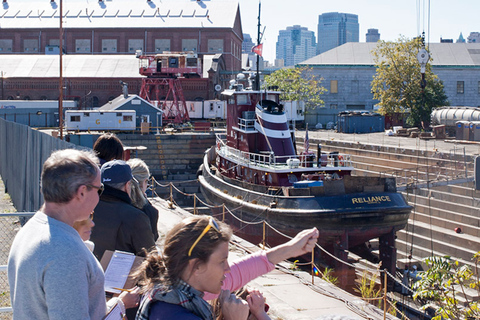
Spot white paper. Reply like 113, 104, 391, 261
104, 251, 135, 294
103, 302, 124, 320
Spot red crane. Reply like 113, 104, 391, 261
137, 51, 201, 124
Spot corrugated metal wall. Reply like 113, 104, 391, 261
0, 118, 76, 212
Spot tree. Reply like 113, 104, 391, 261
263, 66, 326, 112
413, 252, 480, 319
371, 36, 449, 129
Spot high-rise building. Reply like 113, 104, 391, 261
457, 33, 466, 43
242, 33, 264, 71
467, 32, 480, 43
366, 28, 380, 43
276, 25, 316, 67
242, 34, 255, 53
317, 12, 359, 54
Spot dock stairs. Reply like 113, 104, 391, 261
303, 136, 480, 305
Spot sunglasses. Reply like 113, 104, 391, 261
86, 183, 104, 197
188, 217, 221, 257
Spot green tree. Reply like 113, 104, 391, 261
371, 36, 448, 129
413, 253, 480, 319
263, 66, 326, 112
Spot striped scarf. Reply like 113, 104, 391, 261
136, 279, 213, 320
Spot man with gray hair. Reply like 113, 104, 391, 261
8, 149, 108, 319
90, 159, 155, 260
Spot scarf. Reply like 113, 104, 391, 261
136, 279, 213, 320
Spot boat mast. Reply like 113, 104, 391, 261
254, 1, 261, 91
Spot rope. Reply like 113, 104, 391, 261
153, 178, 418, 298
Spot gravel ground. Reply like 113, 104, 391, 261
0, 178, 15, 214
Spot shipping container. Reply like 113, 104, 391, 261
337, 111, 384, 133
65, 110, 136, 131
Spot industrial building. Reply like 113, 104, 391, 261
0, 0, 242, 106
300, 42, 480, 128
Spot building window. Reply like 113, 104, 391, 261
457, 81, 464, 94
0, 39, 13, 52
49, 39, 60, 46
102, 39, 117, 53
123, 115, 133, 122
330, 104, 338, 109
330, 80, 338, 93
346, 105, 365, 110
182, 39, 197, 52
351, 80, 359, 93
208, 39, 224, 53
75, 39, 91, 53
24, 39, 39, 52
128, 39, 143, 53
155, 39, 170, 53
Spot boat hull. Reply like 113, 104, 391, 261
199, 151, 411, 251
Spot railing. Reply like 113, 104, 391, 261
237, 117, 256, 131
0, 212, 35, 315
217, 138, 353, 169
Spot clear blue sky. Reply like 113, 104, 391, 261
228, 0, 480, 62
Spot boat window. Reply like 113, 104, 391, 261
236, 94, 250, 105
265, 94, 278, 103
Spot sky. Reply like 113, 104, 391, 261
227, 0, 480, 63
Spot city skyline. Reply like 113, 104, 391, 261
233, 0, 480, 63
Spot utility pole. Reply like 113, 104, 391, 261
417, 32, 430, 129
59, 0, 64, 139
0, 71, 5, 100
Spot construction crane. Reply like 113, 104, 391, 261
137, 51, 202, 124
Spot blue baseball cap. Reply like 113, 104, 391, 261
101, 160, 133, 185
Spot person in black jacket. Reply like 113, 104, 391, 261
127, 158, 159, 241
91, 160, 156, 261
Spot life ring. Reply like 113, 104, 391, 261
338, 155, 345, 167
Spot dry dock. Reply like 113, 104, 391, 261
151, 197, 396, 320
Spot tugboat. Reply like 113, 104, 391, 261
198, 74, 412, 276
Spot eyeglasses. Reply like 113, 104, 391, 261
86, 183, 104, 197
188, 217, 221, 257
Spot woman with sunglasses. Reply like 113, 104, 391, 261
134, 215, 319, 319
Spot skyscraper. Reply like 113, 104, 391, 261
242, 33, 255, 53
467, 32, 480, 43
366, 28, 380, 43
317, 12, 359, 54
276, 25, 316, 67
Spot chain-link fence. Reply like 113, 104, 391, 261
0, 213, 34, 319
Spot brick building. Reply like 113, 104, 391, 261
0, 0, 242, 107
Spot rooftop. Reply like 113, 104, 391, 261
300, 42, 480, 67
0, 0, 238, 29
0, 54, 140, 78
